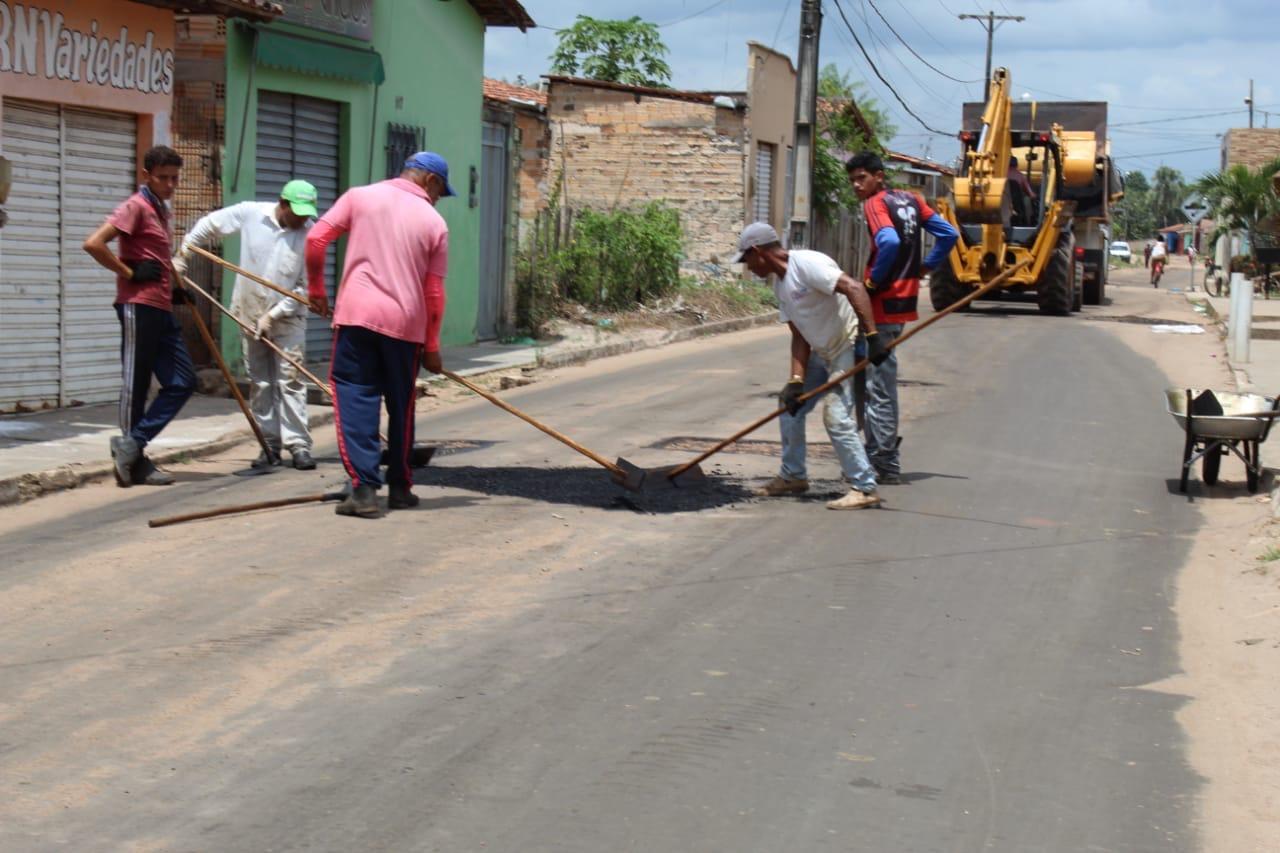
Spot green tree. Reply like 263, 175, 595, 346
1113, 170, 1155, 241
813, 64, 897, 217
549, 16, 672, 88
1149, 165, 1187, 229
1194, 158, 1280, 246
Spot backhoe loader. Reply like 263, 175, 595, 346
932, 68, 1112, 315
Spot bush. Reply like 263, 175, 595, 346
515, 202, 684, 334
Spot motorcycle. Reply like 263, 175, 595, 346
1151, 258, 1164, 287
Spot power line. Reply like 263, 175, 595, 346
865, 0, 981, 83
770, 0, 796, 49
657, 0, 734, 27
829, 0, 952, 135
1112, 109, 1246, 128
1113, 145, 1220, 159
853, 0, 959, 110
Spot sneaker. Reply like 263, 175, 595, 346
335, 483, 381, 518
251, 448, 283, 469
131, 455, 175, 486
826, 489, 882, 510
388, 483, 419, 509
109, 435, 140, 488
753, 476, 809, 497
291, 449, 316, 471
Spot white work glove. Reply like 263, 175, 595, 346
255, 312, 274, 340
171, 252, 188, 278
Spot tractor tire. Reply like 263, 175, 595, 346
1071, 261, 1084, 312
929, 263, 971, 312
1037, 234, 1074, 316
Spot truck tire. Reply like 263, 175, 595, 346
1084, 256, 1106, 305
1037, 234, 1074, 316
929, 263, 971, 312
1071, 261, 1084, 312
1202, 444, 1221, 485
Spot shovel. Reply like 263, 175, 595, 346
663, 259, 1033, 482
444, 370, 704, 492
176, 272, 436, 469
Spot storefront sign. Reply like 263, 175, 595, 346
278, 0, 373, 42
0, 1, 174, 115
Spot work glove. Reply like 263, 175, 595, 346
255, 312, 275, 340
128, 259, 165, 283
779, 378, 806, 415
171, 253, 188, 279
866, 331, 891, 366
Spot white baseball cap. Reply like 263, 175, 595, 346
732, 222, 780, 262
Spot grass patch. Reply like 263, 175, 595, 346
1257, 545, 1280, 563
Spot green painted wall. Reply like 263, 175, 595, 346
219, 0, 485, 367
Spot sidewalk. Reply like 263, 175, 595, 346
0, 311, 777, 506
1185, 285, 1280, 395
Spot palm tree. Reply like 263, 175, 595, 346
1195, 158, 1280, 247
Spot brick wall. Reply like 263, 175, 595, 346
513, 108, 551, 236
1222, 128, 1280, 171
548, 82, 747, 271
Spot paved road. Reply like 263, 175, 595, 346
1, 280, 1201, 851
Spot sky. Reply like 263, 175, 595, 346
484, 0, 1280, 183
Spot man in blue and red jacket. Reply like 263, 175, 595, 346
846, 151, 958, 483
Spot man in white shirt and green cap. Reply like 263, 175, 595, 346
174, 179, 320, 469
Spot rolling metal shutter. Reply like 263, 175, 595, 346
254, 91, 341, 361
0, 101, 61, 411
0, 100, 136, 412
61, 108, 138, 405
754, 142, 775, 226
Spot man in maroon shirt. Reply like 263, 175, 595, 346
83, 145, 195, 488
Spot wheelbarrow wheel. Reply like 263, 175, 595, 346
1202, 444, 1221, 485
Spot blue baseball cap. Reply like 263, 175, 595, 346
404, 151, 456, 197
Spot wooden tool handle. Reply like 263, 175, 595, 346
665, 258, 1033, 479
172, 264, 275, 460
189, 245, 315, 310
444, 370, 623, 474
149, 493, 331, 528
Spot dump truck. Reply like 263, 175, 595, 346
931, 69, 1122, 314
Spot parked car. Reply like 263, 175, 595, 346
1109, 241, 1132, 262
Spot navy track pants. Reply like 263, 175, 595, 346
330, 325, 420, 489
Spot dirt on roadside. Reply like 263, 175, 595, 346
1094, 272, 1280, 852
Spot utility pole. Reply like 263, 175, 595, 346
957, 10, 1024, 94
788, 0, 821, 250
1246, 78, 1254, 128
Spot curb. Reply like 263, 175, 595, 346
0, 311, 779, 508
536, 310, 778, 370
1186, 294, 1254, 391
0, 409, 337, 508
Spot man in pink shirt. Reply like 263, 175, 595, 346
306, 151, 450, 518
83, 145, 195, 488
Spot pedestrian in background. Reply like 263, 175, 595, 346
83, 145, 195, 488
305, 152, 451, 518
176, 180, 320, 471
846, 151, 959, 484
1144, 240, 1153, 268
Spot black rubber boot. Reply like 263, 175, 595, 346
291, 449, 316, 470
388, 483, 419, 509
252, 448, 284, 469
335, 484, 380, 518
110, 436, 140, 488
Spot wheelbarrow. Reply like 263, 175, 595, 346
1166, 388, 1279, 493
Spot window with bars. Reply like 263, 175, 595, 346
386, 124, 425, 178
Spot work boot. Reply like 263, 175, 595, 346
251, 448, 283, 469
109, 435, 140, 488
753, 476, 809, 497
291, 448, 316, 471
131, 455, 175, 486
388, 483, 419, 509
826, 489, 882, 511
874, 470, 902, 485
335, 484, 381, 518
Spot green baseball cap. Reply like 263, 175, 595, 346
280, 179, 319, 218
